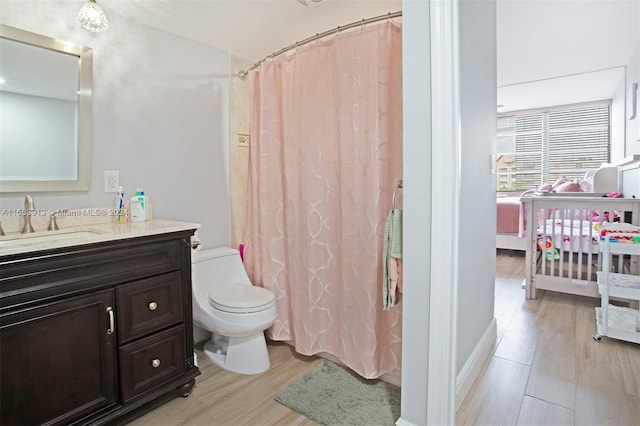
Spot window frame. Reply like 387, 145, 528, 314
496, 100, 611, 193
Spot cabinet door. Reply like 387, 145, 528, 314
0, 291, 117, 425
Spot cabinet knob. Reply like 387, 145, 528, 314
151, 358, 161, 368
148, 301, 158, 311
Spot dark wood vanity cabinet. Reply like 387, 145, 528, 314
0, 230, 200, 425
1, 291, 117, 425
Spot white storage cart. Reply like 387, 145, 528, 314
593, 224, 640, 343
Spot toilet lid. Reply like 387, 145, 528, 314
208, 284, 275, 313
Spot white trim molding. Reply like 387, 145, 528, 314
455, 318, 497, 410
398, 0, 461, 425
395, 419, 420, 426
426, 0, 461, 424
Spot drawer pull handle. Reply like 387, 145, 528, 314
107, 307, 114, 335
151, 359, 161, 368
148, 302, 158, 311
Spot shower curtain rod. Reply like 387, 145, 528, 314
237, 10, 402, 79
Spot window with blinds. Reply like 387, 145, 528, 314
496, 103, 610, 191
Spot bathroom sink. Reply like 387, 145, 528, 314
0, 229, 106, 249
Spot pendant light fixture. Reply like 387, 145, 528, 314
77, 0, 109, 33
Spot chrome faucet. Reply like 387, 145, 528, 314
22, 195, 36, 234
48, 211, 63, 231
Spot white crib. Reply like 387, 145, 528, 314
522, 195, 640, 299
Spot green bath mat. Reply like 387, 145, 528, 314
275, 360, 401, 426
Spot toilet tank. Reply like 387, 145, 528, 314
191, 248, 252, 292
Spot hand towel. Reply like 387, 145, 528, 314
390, 208, 402, 259
383, 208, 403, 310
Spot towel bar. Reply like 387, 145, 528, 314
392, 180, 403, 210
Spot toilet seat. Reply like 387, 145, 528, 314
208, 284, 275, 313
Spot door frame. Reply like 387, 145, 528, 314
398, 0, 460, 425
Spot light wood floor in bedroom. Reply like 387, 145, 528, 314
129, 250, 640, 426
456, 249, 640, 426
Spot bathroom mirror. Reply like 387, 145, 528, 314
0, 24, 92, 192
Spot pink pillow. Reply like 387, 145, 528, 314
551, 177, 570, 189
554, 181, 582, 192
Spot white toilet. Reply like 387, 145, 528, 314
191, 247, 277, 374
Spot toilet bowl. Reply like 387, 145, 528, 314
191, 247, 277, 374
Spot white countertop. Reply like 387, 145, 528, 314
0, 219, 200, 257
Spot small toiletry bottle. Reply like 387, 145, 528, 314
130, 187, 148, 222
115, 186, 126, 223
138, 188, 148, 220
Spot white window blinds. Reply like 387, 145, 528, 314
497, 103, 610, 191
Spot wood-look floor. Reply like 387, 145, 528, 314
128, 341, 321, 426
457, 250, 640, 426
129, 250, 640, 425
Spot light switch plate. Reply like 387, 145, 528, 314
104, 170, 119, 192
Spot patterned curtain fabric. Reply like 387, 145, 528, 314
244, 21, 403, 379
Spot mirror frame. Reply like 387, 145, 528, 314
0, 24, 92, 193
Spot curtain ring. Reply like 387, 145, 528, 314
387, 12, 391, 23
335, 25, 340, 36
361, 18, 365, 32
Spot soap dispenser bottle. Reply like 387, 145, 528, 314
130, 188, 148, 222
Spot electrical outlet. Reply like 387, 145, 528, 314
238, 134, 250, 147
104, 170, 119, 192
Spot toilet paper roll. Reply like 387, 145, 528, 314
191, 235, 202, 250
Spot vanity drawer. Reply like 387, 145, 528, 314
116, 271, 183, 344
119, 325, 186, 402
1, 237, 185, 313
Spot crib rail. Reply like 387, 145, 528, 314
522, 196, 640, 299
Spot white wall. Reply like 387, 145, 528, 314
457, 0, 497, 374
0, 1, 231, 248
619, 36, 639, 198
399, 1, 432, 423
400, 1, 496, 424
611, 71, 626, 162
625, 39, 640, 154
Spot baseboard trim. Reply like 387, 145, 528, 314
454, 318, 497, 410
395, 418, 420, 426
380, 372, 401, 387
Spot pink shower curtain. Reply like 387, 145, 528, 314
243, 21, 402, 379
